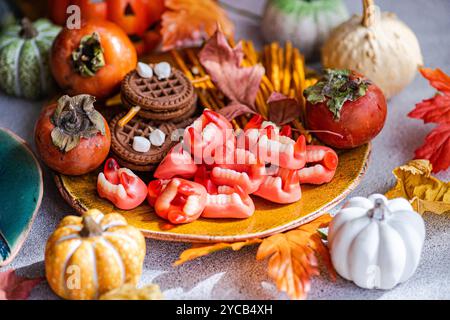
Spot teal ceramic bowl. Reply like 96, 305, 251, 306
0, 128, 43, 266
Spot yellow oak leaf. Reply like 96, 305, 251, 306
161, 0, 235, 51
174, 239, 262, 266
256, 214, 335, 300
99, 284, 163, 300
385, 159, 450, 214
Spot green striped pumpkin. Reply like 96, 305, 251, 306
0, 19, 60, 100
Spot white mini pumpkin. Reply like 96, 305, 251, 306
328, 194, 425, 290
322, 0, 423, 99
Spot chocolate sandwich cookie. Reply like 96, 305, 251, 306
110, 112, 194, 172
134, 97, 197, 122
121, 68, 197, 121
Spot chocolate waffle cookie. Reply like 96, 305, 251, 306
110, 112, 194, 172
121, 68, 197, 121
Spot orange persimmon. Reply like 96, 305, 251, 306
35, 95, 111, 176
50, 19, 137, 99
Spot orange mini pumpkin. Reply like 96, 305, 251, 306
45, 209, 146, 300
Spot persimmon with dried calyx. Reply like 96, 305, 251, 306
304, 69, 387, 149
50, 20, 137, 99
35, 95, 111, 176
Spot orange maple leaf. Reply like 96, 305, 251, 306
256, 214, 335, 300
174, 239, 262, 266
161, 0, 235, 51
419, 68, 450, 93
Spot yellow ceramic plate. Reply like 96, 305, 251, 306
55, 144, 370, 243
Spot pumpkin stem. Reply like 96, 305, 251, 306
19, 18, 38, 39
368, 198, 390, 221
80, 216, 103, 237
362, 0, 376, 27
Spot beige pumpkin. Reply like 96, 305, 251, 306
45, 209, 146, 300
321, 0, 423, 99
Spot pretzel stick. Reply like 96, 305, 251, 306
255, 91, 268, 117
294, 49, 306, 94
264, 45, 271, 82
278, 46, 284, 88
191, 76, 211, 85
171, 50, 194, 80
261, 75, 274, 92
260, 82, 272, 103
270, 43, 280, 92
173, 50, 217, 110
174, 49, 214, 105
118, 106, 141, 127
106, 93, 122, 107
293, 49, 307, 120
246, 42, 256, 65
185, 50, 228, 111
289, 88, 296, 99
186, 49, 214, 89
282, 41, 292, 96
292, 68, 301, 101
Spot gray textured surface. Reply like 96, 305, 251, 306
0, 0, 449, 300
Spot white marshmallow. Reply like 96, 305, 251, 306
136, 62, 153, 78
149, 129, 166, 147
133, 136, 151, 153
154, 62, 171, 80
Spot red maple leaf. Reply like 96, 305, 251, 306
408, 68, 450, 172
0, 269, 43, 300
414, 124, 450, 173
408, 94, 450, 124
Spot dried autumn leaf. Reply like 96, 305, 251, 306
256, 214, 335, 300
161, 0, 234, 51
267, 92, 301, 125
385, 159, 450, 214
174, 239, 262, 266
408, 94, 450, 124
199, 29, 265, 114
99, 283, 163, 300
409, 67, 450, 172
419, 68, 450, 93
0, 270, 43, 300
218, 101, 256, 121
414, 124, 450, 173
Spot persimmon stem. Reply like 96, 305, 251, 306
72, 32, 105, 77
